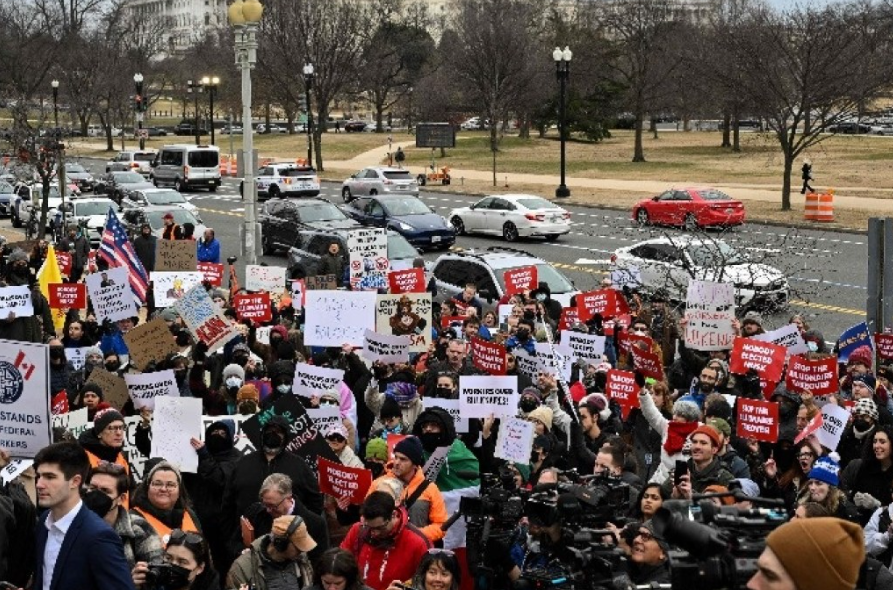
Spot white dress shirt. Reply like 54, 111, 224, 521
43, 500, 82, 590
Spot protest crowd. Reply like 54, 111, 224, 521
0, 218, 891, 590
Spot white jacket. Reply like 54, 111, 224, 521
640, 391, 693, 485
865, 504, 893, 567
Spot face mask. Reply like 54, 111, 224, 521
276, 384, 291, 394
262, 431, 284, 452
160, 563, 192, 589
174, 370, 187, 383
520, 398, 539, 413
225, 377, 242, 389
516, 329, 530, 341
806, 341, 819, 352
233, 354, 249, 367
530, 450, 542, 463
206, 433, 230, 454
83, 489, 114, 517
49, 347, 65, 361
364, 461, 385, 479
434, 386, 453, 397
535, 293, 546, 302
383, 422, 403, 435
105, 362, 120, 372
419, 432, 445, 453
854, 418, 872, 431
175, 333, 190, 347
270, 336, 283, 347
11, 265, 29, 278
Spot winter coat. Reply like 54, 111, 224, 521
59, 234, 91, 269
196, 237, 220, 263
184, 420, 242, 542
635, 307, 680, 369
624, 407, 665, 481
369, 466, 448, 544
112, 506, 164, 569
567, 421, 609, 474
640, 390, 693, 485
839, 424, 876, 468
661, 456, 735, 496
865, 504, 893, 568
227, 536, 314, 590
334, 444, 364, 469
317, 253, 346, 287
720, 447, 751, 479
50, 360, 81, 398
235, 498, 330, 565
132, 234, 157, 272
841, 458, 893, 525
0, 276, 54, 343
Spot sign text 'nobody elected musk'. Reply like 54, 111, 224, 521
729, 337, 786, 383
48, 283, 86, 309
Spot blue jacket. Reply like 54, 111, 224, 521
506, 335, 535, 355
100, 329, 129, 358
33, 505, 136, 590
197, 238, 221, 263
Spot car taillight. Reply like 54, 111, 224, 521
130, 162, 139, 169
184, 165, 190, 178
383, 179, 394, 185
610, 254, 617, 263
525, 214, 545, 222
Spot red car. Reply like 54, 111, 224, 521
632, 187, 745, 230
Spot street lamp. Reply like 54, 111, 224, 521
202, 76, 220, 145
407, 86, 413, 134
186, 79, 204, 145
303, 63, 314, 167
230, 0, 263, 265
51, 79, 65, 230
553, 46, 572, 199
133, 73, 145, 150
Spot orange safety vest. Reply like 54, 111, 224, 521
85, 449, 131, 509
133, 506, 199, 544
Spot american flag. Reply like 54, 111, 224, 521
99, 207, 149, 303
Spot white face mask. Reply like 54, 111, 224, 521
806, 341, 819, 352
225, 377, 242, 388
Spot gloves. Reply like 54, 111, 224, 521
854, 492, 882, 510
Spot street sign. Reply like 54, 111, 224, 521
415, 123, 456, 148
137, 129, 149, 139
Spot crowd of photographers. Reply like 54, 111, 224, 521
0, 231, 889, 590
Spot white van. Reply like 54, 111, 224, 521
151, 144, 221, 192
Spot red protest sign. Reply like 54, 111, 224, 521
503, 266, 538, 297
785, 355, 838, 397
604, 314, 631, 338
558, 307, 581, 331
729, 337, 786, 384
632, 346, 664, 381
604, 369, 638, 418
877, 333, 893, 361
794, 412, 824, 444
471, 337, 507, 375
197, 262, 224, 286
51, 391, 69, 416
736, 398, 779, 443
55, 251, 72, 276
233, 292, 272, 322
578, 289, 630, 321
618, 331, 654, 356
388, 268, 426, 294
318, 457, 373, 505
48, 283, 86, 309
441, 316, 465, 330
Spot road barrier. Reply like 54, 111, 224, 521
805, 190, 834, 222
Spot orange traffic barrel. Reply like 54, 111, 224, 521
804, 190, 834, 221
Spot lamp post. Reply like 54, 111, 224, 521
133, 73, 145, 150
230, 0, 263, 265
553, 46, 572, 199
186, 79, 204, 145
302, 63, 314, 167
202, 76, 220, 145
51, 79, 66, 229
407, 86, 413, 134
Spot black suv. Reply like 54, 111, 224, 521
260, 197, 360, 254
174, 120, 208, 136
286, 228, 421, 279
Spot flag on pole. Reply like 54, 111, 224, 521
99, 207, 149, 303
37, 244, 66, 331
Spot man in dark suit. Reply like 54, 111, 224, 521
29, 442, 135, 590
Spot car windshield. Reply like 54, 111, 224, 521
145, 190, 186, 205
383, 171, 413, 181
516, 197, 556, 210
281, 168, 315, 177
296, 203, 348, 222
387, 233, 419, 260
698, 189, 734, 201
384, 198, 432, 216
146, 209, 199, 227
65, 164, 87, 173
687, 241, 746, 266
494, 263, 575, 294
75, 202, 113, 216
113, 172, 145, 183
134, 153, 155, 162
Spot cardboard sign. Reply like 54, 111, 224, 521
578, 288, 629, 321
155, 240, 197, 271
197, 262, 224, 286
736, 398, 779, 442
86, 267, 136, 323
837, 322, 872, 363
0, 341, 52, 458
729, 337, 787, 385
876, 333, 893, 361
48, 283, 86, 309
471, 337, 507, 375
684, 280, 735, 351
55, 251, 72, 276
305, 290, 377, 347
605, 369, 638, 419
66, 346, 91, 371
559, 331, 606, 363
785, 355, 838, 398
318, 457, 372, 504
306, 274, 338, 290
246, 265, 287, 292
816, 404, 850, 452
234, 292, 272, 322
503, 266, 537, 297
152, 271, 203, 307
87, 368, 129, 411
124, 370, 179, 410
751, 324, 808, 357
150, 396, 203, 473
632, 345, 664, 381
123, 316, 180, 371
175, 284, 239, 353
363, 330, 411, 364
375, 293, 432, 352
347, 227, 389, 287
558, 307, 582, 331
292, 362, 345, 398
459, 375, 519, 419
0, 285, 34, 317
423, 446, 452, 481
423, 398, 469, 433
494, 417, 535, 464
388, 268, 426, 294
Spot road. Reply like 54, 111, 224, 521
28, 159, 870, 340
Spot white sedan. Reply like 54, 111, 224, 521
448, 194, 571, 242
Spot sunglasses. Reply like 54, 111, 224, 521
169, 529, 204, 546
97, 460, 126, 474
636, 530, 661, 543
427, 548, 455, 557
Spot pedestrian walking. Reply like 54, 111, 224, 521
801, 160, 814, 194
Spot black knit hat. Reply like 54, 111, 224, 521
394, 435, 425, 466
80, 382, 104, 401
93, 408, 125, 435
380, 395, 402, 420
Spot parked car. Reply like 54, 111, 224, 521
105, 150, 157, 175
343, 121, 369, 133
448, 194, 571, 242
220, 125, 243, 135
121, 205, 205, 239
146, 127, 169, 137
175, 121, 208, 136
260, 197, 360, 254
631, 187, 745, 230
256, 124, 287, 134
0, 180, 15, 216
11, 183, 74, 230
828, 122, 871, 134
460, 117, 489, 130
341, 167, 419, 200
341, 194, 455, 251
286, 228, 421, 278
611, 235, 789, 311
243, 162, 320, 200
62, 197, 118, 246
61, 162, 96, 192
122, 188, 197, 214
95, 171, 154, 203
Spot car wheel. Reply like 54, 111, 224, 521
683, 213, 698, 232
503, 222, 518, 242
342, 187, 352, 202
451, 216, 466, 235
369, 189, 378, 196
635, 208, 649, 226
268, 186, 280, 199
153, 177, 159, 187
174, 178, 184, 192
208, 185, 217, 193
545, 234, 560, 242
12, 210, 20, 228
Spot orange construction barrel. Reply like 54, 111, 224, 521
804, 190, 834, 221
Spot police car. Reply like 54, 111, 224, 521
250, 162, 320, 200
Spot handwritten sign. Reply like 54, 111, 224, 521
86, 267, 136, 323
197, 262, 224, 286
375, 293, 432, 352
363, 330, 411, 364
877, 333, 893, 361
423, 398, 469, 433
305, 290, 377, 346
816, 404, 850, 451
471, 337, 507, 375
0, 285, 34, 317
388, 268, 426, 294
293, 363, 345, 398
605, 369, 638, 418
503, 266, 537, 297
306, 274, 338, 290
155, 240, 197, 271
123, 317, 179, 371
48, 283, 86, 309
175, 284, 239, 353
150, 396, 202, 473
736, 398, 779, 442
559, 331, 606, 363
234, 292, 272, 322
494, 417, 535, 464
348, 228, 389, 287
53, 407, 89, 439
124, 369, 179, 410
307, 406, 342, 435
512, 349, 539, 380
246, 265, 287, 292
684, 280, 735, 351
318, 457, 372, 504
785, 355, 838, 398
87, 368, 129, 410
152, 271, 203, 307
459, 375, 518, 419
751, 324, 808, 357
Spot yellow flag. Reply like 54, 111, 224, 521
37, 244, 66, 331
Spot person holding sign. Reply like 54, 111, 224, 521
0, 248, 54, 343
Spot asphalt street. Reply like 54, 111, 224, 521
48, 159, 870, 340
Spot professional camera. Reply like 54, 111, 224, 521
143, 562, 183, 588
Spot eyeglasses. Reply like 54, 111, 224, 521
325, 436, 346, 443
363, 516, 392, 533
797, 452, 815, 460
97, 460, 126, 474
636, 530, 660, 543
150, 481, 179, 490
104, 425, 125, 433
263, 496, 289, 511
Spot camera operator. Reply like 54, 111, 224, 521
506, 495, 574, 582
132, 529, 220, 590
624, 520, 671, 585
664, 424, 735, 498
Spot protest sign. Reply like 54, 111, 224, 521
306, 275, 338, 290
155, 240, 197, 271
423, 398, 469, 433
256, 326, 271, 345
578, 288, 629, 321
512, 349, 539, 381
729, 337, 786, 385
736, 398, 779, 442
534, 343, 573, 383
86, 267, 136, 322
503, 266, 537, 297
291, 279, 305, 311
293, 363, 345, 398
618, 331, 653, 356
51, 391, 68, 416
785, 355, 838, 398
838, 322, 872, 363
125, 370, 179, 410
307, 406, 342, 435
197, 262, 224, 286
375, 293, 432, 352
423, 446, 452, 481
604, 369, 639, 418
459, 375, 519, 419
363, 329, 411, 364
0, 285, 34, 317
751, 324, 808, 357
684, 280, 735, 351
632, 345, 664, 381
559, 331, 606, 363
246, 265, 287, 292
494, 417, 535, 464
0, 341, 52, 458
48, 283, 86, 309
877, 333, 893, 361
318, 457, 372, 504
123, 317, 179, 371
795, 413, 824, 444
241, 395, 338, 470
233, 292, 272, 322
53, 407, 89, 440
0, 459, 34, 485
175, 284, 239, 353
87, 368, 129, 410
305, 290, 377, 346
152, 271, 203, 307
386, 433, 408, 460
498, 304, 515, 326
150, 396, 202, 473
348, 227, 389, 287
388, 268, 426, 294
55, 251, 72, 276
441, 316, 465, 334
471, 338, 507, 375
816, 404, 850, 452
66, 346, 91, 371
558, 307, 582, 331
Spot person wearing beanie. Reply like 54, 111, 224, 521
799, 455, 859, 523
0, 247, 54, 343
707, 417, 750, 479
567, 392, 614, 473
364, 438, 389, 479
324, 423, 363, 469
221, 363, 246, 413
749, 517, 864, 590
77, 407, 131, 507
75, 382, 104, 419
666, 424, 734, 499
839, 397, 881, 467
527, 405, 554, 435
638, 384, 702, 487
227, 513, 316, 590
236, 384, 260, 415
628, 520, 671, 585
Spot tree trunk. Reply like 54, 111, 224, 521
732, 120, 741, 153
376, 102, 385, 133
315, 106, 329, 172
721, 113, 731, 148
519, 114, 529, 139
650, 117, 658, 140
683, 116, 690, 132
491, 125, 498, 186
782, 154, 793, 211
633, 112, 645, 162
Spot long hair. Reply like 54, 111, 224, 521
313, 548, 364, 590
411, 551, 461, 590
854, 424, 893, 486
166, 530, 220, 590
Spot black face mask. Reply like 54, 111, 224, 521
262, 431, 284, 452
530, 450, 543, 464
520, 399, 539, 413
233, 354, 249, 367
270, 336, 283, 348
175, 333, 190, 347
206, 433, 231, 454
174, 370, 187, 383
516, 329, 530, 341
49, 347, 65, 361
105, 362, 120, 372
419, 431, 446, 453
854, 418, 872, 431
11, 265, 29, 279
434, 386, 453, 398
83, 489, 114, 517
364, 460, 385, 479
159, 563, 192, 589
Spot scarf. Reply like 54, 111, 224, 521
665, 421, 698, 455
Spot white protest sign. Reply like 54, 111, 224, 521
423, 445, 451, 481
559, 331, 606, 362
816, 404, 850, 452
498, 304, 515, 325
459, 375, 519, 419
0, 285, 34, 317
751, 323, 809, 357
66, 346, 92, 371
0, 341, 52, 458
513, 349, 539, 380
684, 280, 736, 351
52, 407, 89, 439
246, 265, 287, 292
494, 416, 535, 464
175, 284, 239, 353
307, 406, 342, 435
0, 459, 34, 484
86, 267, 136, 322
534, 343, 573, 382
124, 369, 180, 410
424, 398, 469, 433
293, 362, 345, 397
256, 326, 271, 345
151, 396, 203, 473
348, 227, 389, 287
363, 329, 411, 364
304, 290, 377, 346
152, 271, 203, 307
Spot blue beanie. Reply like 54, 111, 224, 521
808, 456, 840, 487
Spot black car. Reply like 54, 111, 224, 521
286, 228, 421, 279
175, 121, 208, 136
341, 194, 455, 251
94, 171, 154, 203
260, 197, 360, 254
343, 121, 368, 132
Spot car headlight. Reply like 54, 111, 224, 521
397, 221, 413, 231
